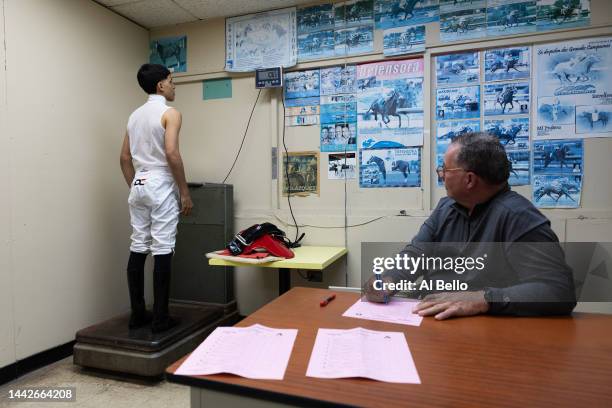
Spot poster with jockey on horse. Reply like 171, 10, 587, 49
506, 150, 531, 186
383, 24, 426, 56
435, 85, 480, 120
439, 1, 486, 42
485, 46, 531, 82
356, 58, 425, 148
535, 36, 612, 139
533, 139, 583, 175
436, 51, 480, 85
486, 0, 537, 37
484, 81, 530, 116
359, 148, 421, 188
328, 153, 357, 180
532, 175, 582, 208
536, 0, 590, 32
484, 117, 530, 151
375, 0, 440, 29
297, 4, 335, 61
334, 0, 374, 28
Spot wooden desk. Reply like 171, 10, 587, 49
167, 287, 612, 408
208, 246, 347, 295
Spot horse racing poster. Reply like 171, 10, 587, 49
282, 152, 319, 196
536, 0, 590, 32
356, 58, 425, 149
150, 36, 187, 73
483, 81, 530, 116
439, 0, 486, 43
375, 0, 439, 29
359, 148, 421, 188
225, 7, 297, 72
535, 36, 612, 139
383, 25, 426, 57
484, 46, 531, 82
486, 0, 537, 37
328, 153, 357, 180
297, 4, 335, 62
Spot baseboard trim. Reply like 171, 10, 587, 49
0, 341, 75, 386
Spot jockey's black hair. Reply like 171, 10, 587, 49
137, 64, 171, 95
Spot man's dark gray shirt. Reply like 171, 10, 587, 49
389, 185, 576, 316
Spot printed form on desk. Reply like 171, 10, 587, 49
175, 324, 297, 380
343, 297, 423, 326
306, 328, 421, 384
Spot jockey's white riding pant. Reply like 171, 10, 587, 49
128, 168, 179, 256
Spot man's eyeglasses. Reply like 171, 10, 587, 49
436, 165, 466, 178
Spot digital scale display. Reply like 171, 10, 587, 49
255, 67, 283, 89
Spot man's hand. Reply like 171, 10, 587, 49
413, 291, 489, 320
180, 193, 193, 216
363, 274, 395, 303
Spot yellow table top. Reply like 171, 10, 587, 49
208, 246, 347, 270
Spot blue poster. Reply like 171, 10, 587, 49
320, 66, 357, 95
297, 4, 334, 33
383, 25, 426, 56
533, 175, 582, 208
298, 30, 335, 61
436, 51, 479, 85
486, 1, 536, 37
484, 82, 530, 116
507, 150, 531, 186
150, 36, 187, 73
359, 148, 421, 187
335, 0, 374, 27
535, 37, 612, 139
533, 139, 583, 175
436, 85, 480, 120
375, 0, 439, 29
485, 118, 530, 150
440, 7, 486, 42
335, 25, 374, 56
536, 0, 590, 32
484, 46, 531, 82
284, 69, 320, 99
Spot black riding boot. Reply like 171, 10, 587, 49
151, 253, 179, 333
127, 251, 152, 329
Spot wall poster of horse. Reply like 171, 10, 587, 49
359, 147, 421, 188
328, 153, 357, 180
486, 0, 537, 37
297, 3, 334, 34
334, 0, 374, 28
484, 81, 530, 116
435, 85, 480, 120
535, 36, 612, 139
484, 117, 530, 150
436, 51, 480, 85
282, 152, 320, 196
533, 139, 583, 175
149, 36, 187, 73
485, 46, 531, 82
375, 0, 440, 29
536, 0, 590, 32
532, 175, 582, 208
357, 58, 425, 147
439, 5, 486, 43
383, 24, 426, 57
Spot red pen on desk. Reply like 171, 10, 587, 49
320, 294, 336, 307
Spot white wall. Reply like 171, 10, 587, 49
156, 1, 612, 316
0, 0, 147, 365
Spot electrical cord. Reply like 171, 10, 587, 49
222, 88, 262, 184
280, 88, 305, 247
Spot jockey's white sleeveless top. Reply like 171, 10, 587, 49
127, 94, 172, 172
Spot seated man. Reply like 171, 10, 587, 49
365, 132, 576, 319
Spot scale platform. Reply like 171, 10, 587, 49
73, 302, 239, 377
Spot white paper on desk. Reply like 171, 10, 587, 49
343, 297, 423, 326
306, 328, 421, 384
175, 324, 297, 380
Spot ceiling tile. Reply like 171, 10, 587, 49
111, 0, 198, 28
174, 0, 314, 21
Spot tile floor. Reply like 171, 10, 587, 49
0, 357, 189, 408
